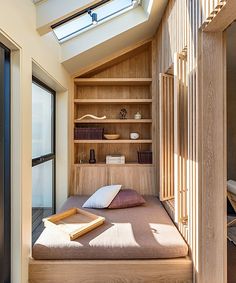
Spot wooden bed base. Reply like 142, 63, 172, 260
29, 257, 192, 283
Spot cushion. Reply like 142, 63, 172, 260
82, 184, 122, 208
108, 189, 146, 209
228, 180, 236, 195
33, 196, 189, 260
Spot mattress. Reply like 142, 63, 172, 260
32, 196, 188, 260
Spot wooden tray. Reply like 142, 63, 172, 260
43, 208, 105, 240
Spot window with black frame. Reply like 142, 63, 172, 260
32, 77, 55, 244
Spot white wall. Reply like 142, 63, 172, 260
0, 1, 71, 282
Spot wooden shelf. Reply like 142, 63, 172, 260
74, 139, 152, 144
74, 163, 153, 167
74, 99, 152, 104
74, 119, 152, 124
74, 78, 152, 86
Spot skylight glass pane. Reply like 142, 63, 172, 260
53, 0, 135, 42
94, 0, 132, 20
53, 13, 91, 42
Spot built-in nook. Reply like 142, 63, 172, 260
71, 41, 156, 195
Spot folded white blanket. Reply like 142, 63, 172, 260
227, 180, 236, 195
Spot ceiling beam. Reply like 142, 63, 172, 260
35, 0, 101, 35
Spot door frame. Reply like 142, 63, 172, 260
0, 42, 11, 283
197, 1, 236, 282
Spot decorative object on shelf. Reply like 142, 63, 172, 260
74, 127, 104, 140
130, 132, 140, 140
104, 134, 120, 140
119, 108, 127, 119
137, 151, 152, 164
89, 149, 96, 164
79, 151, 86, 164
76, 114, 107, 121
106, 155, 125, 164
134, 112, 142, 120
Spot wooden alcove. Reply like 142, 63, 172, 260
71, 40, 157, 196
29, 39, 192, 283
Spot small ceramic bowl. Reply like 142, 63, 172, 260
104, 134, 120, 140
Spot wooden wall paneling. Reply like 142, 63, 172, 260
197, 30, 227, 283
108, 165, 155, 195
72, 165, 108, 195
90, 45, 152, 78
72, 164, 155, 196
74, 39, 152, 78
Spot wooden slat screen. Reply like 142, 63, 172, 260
159, 73, 174, 201
154, 0, 227, 279
201, 0, 227, 28
174, 53, 188, 225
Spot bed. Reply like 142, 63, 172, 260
29, 196, 192, 282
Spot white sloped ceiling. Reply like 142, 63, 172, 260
33, 0, 168, 75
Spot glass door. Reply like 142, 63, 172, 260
32, 77, 55, 244
0, 43, 11, 283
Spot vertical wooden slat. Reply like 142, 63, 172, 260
174, 53, 188, 224
159, 73, 164, 200
159, 73, 174, 201
170, 78, 174, 198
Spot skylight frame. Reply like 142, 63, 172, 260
52, 0, 141, 43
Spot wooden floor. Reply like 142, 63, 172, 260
32, 208, 52, 244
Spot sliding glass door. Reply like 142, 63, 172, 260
32, 77, 55, 244
0, 43, 11, 283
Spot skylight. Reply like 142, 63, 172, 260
52, 0, 140, 43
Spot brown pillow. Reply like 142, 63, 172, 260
108, 189, 146, 209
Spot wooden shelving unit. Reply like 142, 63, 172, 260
71, 42, 155, 194
73, 72, 154, 160
74, 139, 152, 144
73, 73, 153, 163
